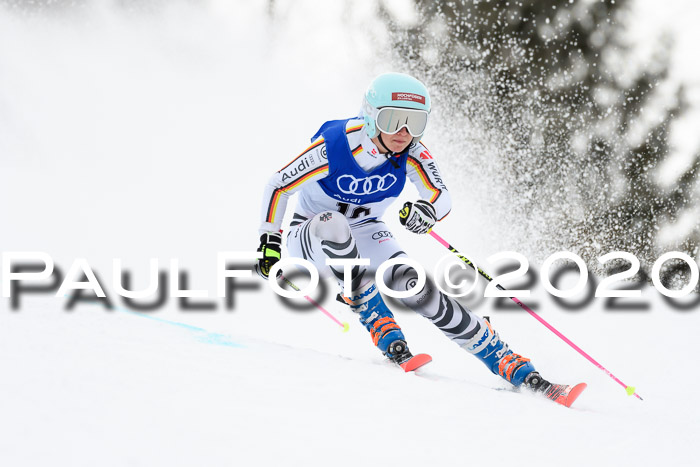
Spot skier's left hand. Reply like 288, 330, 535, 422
255, 231, 283, 279
399, 200, 437, 234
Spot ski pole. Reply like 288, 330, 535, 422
279, 274, 350, 332
428, 229, 642, 400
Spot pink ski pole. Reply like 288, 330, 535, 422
429, 230, 642, 400
279, 274, 350, 332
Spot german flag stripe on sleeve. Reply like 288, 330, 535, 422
346, 123, 364, 134
265, 164, 329, 223
351, 145, 363, 157
406, 156, 441, 203
278, 138, 326, 173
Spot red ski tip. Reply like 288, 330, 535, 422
544, 382, 587, 408
562, 383, 587, 408
400, 353, 432, 372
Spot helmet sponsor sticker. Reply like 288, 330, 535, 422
392, 92, 426, 104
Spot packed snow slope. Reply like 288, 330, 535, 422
1, 2, 698, 466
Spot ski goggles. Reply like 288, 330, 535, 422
375, 107, 429, 137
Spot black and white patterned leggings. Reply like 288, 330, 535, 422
287, 211, 492, 354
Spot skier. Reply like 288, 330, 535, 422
255, 72, 578, 404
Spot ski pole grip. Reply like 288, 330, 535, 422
399, 202, 411, 226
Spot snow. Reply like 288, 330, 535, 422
1, 1, 698, 466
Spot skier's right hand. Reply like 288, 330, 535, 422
255, 232, 282, 280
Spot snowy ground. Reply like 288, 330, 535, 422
2, 288, 697, 466
1, 1, 698, 466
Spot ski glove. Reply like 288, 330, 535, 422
255, 232, 282, 280
399, 200, 437, 234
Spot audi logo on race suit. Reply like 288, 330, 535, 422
336, 174, 398, 196
371, 231, 394, 240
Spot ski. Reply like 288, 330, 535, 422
542, 382, 587, 408
398, 353, 432, 372
389, 351, 585, 406
495, 381, 587, 408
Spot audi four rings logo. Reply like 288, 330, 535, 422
336, 174, 397, 195
371, 231, 394, 240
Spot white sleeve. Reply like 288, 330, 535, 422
258, 139, 329, 234
405, 143, 452, 221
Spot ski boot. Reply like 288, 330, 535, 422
463, 317, 536, 386
523, 372, 588, 408
347, 282, 432, 371
463, 318, 587, 407
347, 282, 407, 356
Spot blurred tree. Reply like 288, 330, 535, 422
379, 0, 700, 285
